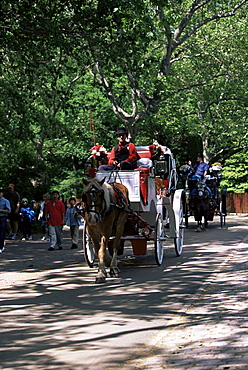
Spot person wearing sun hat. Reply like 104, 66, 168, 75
98, 127, 139, 172
0, 188, 11, 253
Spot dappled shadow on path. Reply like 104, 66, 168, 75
0, 217, 247, 369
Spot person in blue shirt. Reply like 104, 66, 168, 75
0, 189, 11, 253
188, 156, 209, 179
65, 197, 82, 249
19, 198, 35, 241
188, 156, 212, 196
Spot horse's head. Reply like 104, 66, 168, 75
195, 179, 209, 199
82, 178, 109, 225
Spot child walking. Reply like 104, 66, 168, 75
65, 197, 82, 249
19, 198, 35, 240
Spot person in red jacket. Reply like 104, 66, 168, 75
45, 191, 65, 251
98, 127, 139, 171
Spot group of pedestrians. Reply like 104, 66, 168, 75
0, 185, 83, 254
43, 191, 83, 251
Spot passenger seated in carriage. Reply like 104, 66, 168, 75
98, 127, 140, 172
188, 156, 212, 196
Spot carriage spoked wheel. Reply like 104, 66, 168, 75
154, 213, 165, 266
183, 192, 189, 229
82, 222, 96, 268
173, 190, 185, 256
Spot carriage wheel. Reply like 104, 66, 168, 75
184, 202, 189, 229
82, 223, 96, 268
183, 192, 189, 229
154, 213, 164, 266
173, 190, 185, 256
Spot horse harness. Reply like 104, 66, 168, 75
82, 181, 153, 238
82, 183, 129, 222
194, 180, 209, 200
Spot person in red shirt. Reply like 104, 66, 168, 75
45, 191, 65, 251
98, 127, 139, 171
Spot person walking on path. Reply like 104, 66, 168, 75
38, 193, 50, 241
19, 198, 35, 241
65, 197, 82, 249
5, 183, 20, 240
44, 190, 65, 251
0, 189, 11, 253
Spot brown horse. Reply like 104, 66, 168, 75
82, 177, 130, 283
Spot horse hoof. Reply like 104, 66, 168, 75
109, 267, 119, 277
95, 276, 106, 284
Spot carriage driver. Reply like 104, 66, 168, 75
188, 155, 209, 179
98, 127, 139, 172
188, 155, 212, 196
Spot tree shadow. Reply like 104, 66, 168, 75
0, 217, 247, 368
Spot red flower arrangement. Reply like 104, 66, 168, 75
90, 144, 107, 158
149, 141, 164, 160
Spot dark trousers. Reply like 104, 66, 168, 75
99, 161, 137, 171
0, 217, 7, 248
41, 218, 47, 235
21, 220, 32, 238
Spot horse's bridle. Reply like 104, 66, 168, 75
82, 186, 107, 221
195, 180, 209, 199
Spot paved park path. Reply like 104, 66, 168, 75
1, 217, 248, 369
124, 233, 248, 369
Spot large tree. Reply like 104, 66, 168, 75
1, 0, 247, 195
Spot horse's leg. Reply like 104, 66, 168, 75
87, 226, 108, 284
195, 203, 203, 232
202, 210, 207, 229
95, 235, 108, 284
197, 220, 202, 232
204, 201, 209, 229
110, 213, 127, 277
87, 226, 101, 256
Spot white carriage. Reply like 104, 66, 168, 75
83, 145, 185, 266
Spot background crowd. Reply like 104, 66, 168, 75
0, 184, 83, 253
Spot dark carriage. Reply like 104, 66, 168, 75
181, 163, 227, 229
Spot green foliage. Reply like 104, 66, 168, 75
51, 170, 86, 200
221, 151, 248, 193
0, 0, 247, 197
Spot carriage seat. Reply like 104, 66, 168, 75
134, 167, 150, 205
134, 150, 153, 205
137, 158, 153, 168
103, 149, 152, 205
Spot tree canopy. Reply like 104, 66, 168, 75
0, 0, 247, 198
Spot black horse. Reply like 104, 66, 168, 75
191, 179, 210, 232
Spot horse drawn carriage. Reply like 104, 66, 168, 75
82, 143, 186, 283
180, 162, 227, 231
